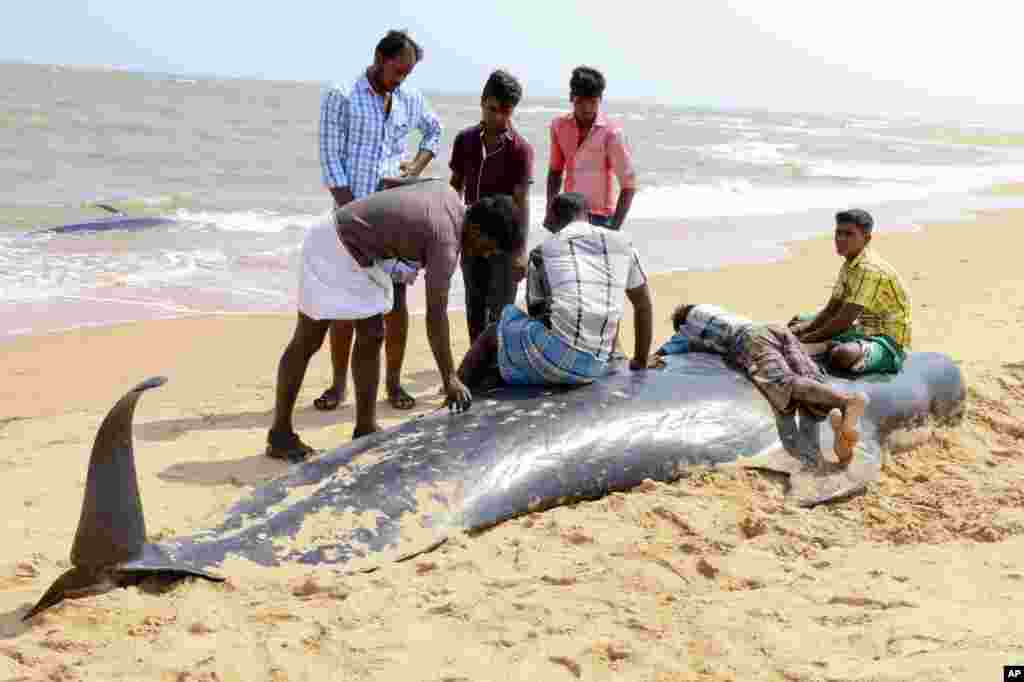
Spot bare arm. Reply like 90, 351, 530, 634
625, 283, 654, 369
545, 170, 563, 226
545, 123, 565, 226
799, 302, 863, 343
610, 187, 636, 229
400, 150, 435, 177
511, 183, 531, 280
405, 98, 442, 177
608, 130, 637, 229
450, 171, 465, 197
329, 186, 355, 207
791, 298, 842, 337
425, 290, 471, 411
320, 88, 354, 208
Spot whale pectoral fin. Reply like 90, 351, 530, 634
736, 442, 879, 508
790, 443, 880, 507
22, 567, 114, 622
734, 445, 805, 476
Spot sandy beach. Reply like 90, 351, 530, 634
2, 204, 1024, 681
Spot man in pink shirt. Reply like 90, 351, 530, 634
545, 66, 637, 230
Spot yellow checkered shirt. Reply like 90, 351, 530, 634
831, 247, 912, 350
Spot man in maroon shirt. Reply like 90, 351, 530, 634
449, 70, 535, 343
267, 182, 525, 460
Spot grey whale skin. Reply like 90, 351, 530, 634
23, 351, 965, 620
35, 215, 176, 234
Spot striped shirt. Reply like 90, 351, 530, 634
657, 304, 754, 359
319, 74, 443, 201
526, 221, 647, 359
831, 247, 912, 349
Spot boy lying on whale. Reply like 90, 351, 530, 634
655, 303, 869, 466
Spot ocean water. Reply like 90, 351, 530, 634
3, 61, 1024, 339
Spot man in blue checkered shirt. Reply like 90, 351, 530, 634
315, 29, 443, 414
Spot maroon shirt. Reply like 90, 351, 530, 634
336, 182, 465, 296
448, 124, 534, 205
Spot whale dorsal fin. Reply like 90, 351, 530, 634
93, 203, 124, 215
69, 377, 166, 567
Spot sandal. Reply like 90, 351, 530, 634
266, 429, 316, 461
313, 387, 341, 411
387, 386, 416, 410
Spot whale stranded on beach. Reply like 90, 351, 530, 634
22, 352, 965, 620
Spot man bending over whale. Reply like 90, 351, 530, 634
655, 304, 869, 466
267, 182, 525, 460
457, 191, 654, 389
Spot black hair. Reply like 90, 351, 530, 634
375, 29, 423, 62
671, 304, 694, 331
570, 66, 606, 99
836, 208, 874, 234
481, 69, 523, 108
466, 195, 526, 253
549, 192, 588, 226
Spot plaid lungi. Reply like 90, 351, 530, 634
734, 324, 830, 417
496, 305, 609, 386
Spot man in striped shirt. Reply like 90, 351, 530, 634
315, 29, 443, 413
456, 192, 654, 389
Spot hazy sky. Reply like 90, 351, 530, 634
6, 1, 1024, 122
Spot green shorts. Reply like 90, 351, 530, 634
794, 314, 905, 374
830, 331, 905, 374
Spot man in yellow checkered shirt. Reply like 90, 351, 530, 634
789, 209, 912, 375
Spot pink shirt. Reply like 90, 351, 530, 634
549, 112, 637, 217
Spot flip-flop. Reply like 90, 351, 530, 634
313, 387, 341, 411
266, 429, 316, 461
387, 386, 416, 410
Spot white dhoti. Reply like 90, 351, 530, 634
297, 216, 394, 320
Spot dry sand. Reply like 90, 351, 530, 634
2, 207, 1024, 681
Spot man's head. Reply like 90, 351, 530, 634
671, 304, 695, 331
463, 194, 526, 258
546, 192, 588, 233
569, 66, 605, 127
480, 70, 522, 135
370, 30, 422, 93
834, 208, 873, 260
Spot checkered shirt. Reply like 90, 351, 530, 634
319, 75, 442, 200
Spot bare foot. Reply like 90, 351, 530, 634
314, 385, 346, 411
828, 409, 855, 465
352, 423, 381, 440
842, 391, 868, 434
829, 392, 868, 466
386, 385, 416, 410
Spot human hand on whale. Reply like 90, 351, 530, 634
444, 375, 473, 413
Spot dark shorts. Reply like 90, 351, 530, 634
735, 325, 829, 416
588, 213, 617, 229
461, 252, 519, 341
